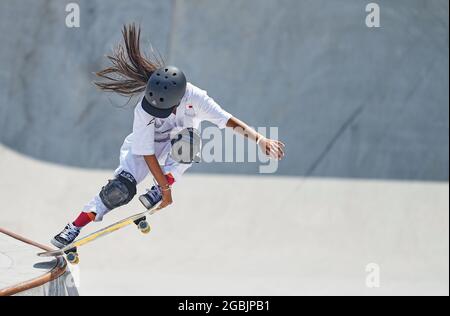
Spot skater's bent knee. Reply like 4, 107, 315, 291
99, 171, 137, 210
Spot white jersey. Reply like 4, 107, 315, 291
128, 82, 232, 156
84, 83, 233, 220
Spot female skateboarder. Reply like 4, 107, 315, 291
52, 24, 285, 248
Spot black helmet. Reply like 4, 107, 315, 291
141, 66, 187, 118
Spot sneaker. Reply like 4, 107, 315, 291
139, 185, 162, 210
51, 223, 81, 249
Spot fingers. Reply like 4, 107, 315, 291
265, 140, 285, 160
156, 189, 173, 211
259, 138, 286, 160
274, 140, 285, 148
156, 199, 172, 211
274, 142, 285, 159
268, 144, 277, 159
276, 140, 286, 153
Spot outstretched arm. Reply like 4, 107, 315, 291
189, 85, 285, 160
226, 117, 285, 160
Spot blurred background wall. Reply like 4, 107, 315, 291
0, 1, 448, 296
0, 0, 448, 180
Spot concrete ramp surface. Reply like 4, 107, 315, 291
0, 228, 79, 296
0, 145, 447, 296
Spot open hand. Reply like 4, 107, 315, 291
259, 137, 285, 160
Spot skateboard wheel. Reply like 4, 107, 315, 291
67, 252, 79, 265
138, 221, 151, 234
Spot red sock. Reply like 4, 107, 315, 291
72, 176, 174, 228
73, 212, 96, 228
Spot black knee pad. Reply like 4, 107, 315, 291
99, 171, 137, 210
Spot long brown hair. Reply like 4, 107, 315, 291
94, 23, 164, 96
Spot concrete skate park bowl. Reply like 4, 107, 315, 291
0, 0, 448, 296
0, 228, 79, 296
0, 145, 448, 296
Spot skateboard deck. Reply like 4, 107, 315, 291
37, 203, 160, 262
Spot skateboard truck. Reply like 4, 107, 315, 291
64, 247, 79, 264
134, 216, 151, 234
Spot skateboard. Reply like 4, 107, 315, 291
37, 203, 160, 264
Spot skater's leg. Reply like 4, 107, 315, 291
51, 138, 187, 248
51, 151, 148, 248
93, 170, 138, 222
73, 211, 96, 228
74, 146, 150, 225
51, 170, 138, 248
